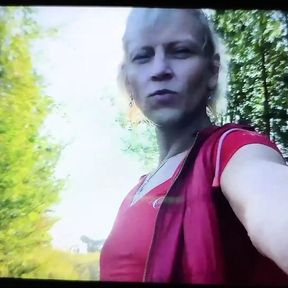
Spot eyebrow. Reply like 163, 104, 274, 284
166, 40, 202, 51
129, 39, 202, 55
166, 40, 201, 47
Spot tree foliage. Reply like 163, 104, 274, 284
115, 112, 158, 171
19, 248, 100, 280
0, 6, 64, 277
213, 9, 288, 158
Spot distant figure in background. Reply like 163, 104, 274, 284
81, 235, 103, 280
69, 245, 80, 254
100, 8, 288, 284
80, 235, 104, 252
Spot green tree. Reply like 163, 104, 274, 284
115, 111, 158, 171
19, 248, 100, 280
0, 6, 64, 277
213, 10, 288, 158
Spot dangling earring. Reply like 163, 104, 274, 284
129, 94, 134, 107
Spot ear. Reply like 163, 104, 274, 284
208, 53, 220, 90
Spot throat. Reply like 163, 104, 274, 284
156, 114, 211, 163
131, 148, 189, 206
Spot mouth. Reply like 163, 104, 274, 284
148, 89, 178, 107
149, 89, 177, 97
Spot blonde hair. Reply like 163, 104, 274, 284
118, 8, 228, 122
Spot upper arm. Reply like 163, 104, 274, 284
220, 143, 287, 230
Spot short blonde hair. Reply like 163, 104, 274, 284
118, 8, 228, 121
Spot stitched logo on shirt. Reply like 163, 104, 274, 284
152, 196, 165, 209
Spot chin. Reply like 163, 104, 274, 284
147, 107, 205, 129
147, 109, 186, 128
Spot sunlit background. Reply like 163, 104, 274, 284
32, 7, 145, 253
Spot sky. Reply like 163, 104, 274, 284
31, 7, 148, 252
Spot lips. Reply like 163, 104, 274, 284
148, 89, 178, 107
149, 89, 177, 97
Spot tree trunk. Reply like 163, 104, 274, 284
259, 14, 271, 138
282, 11, 288, 42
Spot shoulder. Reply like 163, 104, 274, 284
219, 128, 286, 204
220, 129, 281, 167
211, 124, 284, 187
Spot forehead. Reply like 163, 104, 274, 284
124, 8, 204, 52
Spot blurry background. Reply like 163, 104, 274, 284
0, 6, 287, 280
32, 6, 137, 253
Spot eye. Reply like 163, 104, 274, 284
132, 53, 151, 64
172, 47, 193, 58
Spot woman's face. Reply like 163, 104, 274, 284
124, 10, 218, 128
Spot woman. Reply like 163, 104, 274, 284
100, 8, 288, 284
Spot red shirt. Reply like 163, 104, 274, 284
100, 130, 279, 282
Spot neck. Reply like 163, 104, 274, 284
156, 113, 212, 164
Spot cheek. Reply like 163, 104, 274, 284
189, 70, 207, 90
126, 68, 146, 101
177, 61, 208, 90
126, 68, 139, 93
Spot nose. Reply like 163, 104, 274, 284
150, 52, 173, 81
